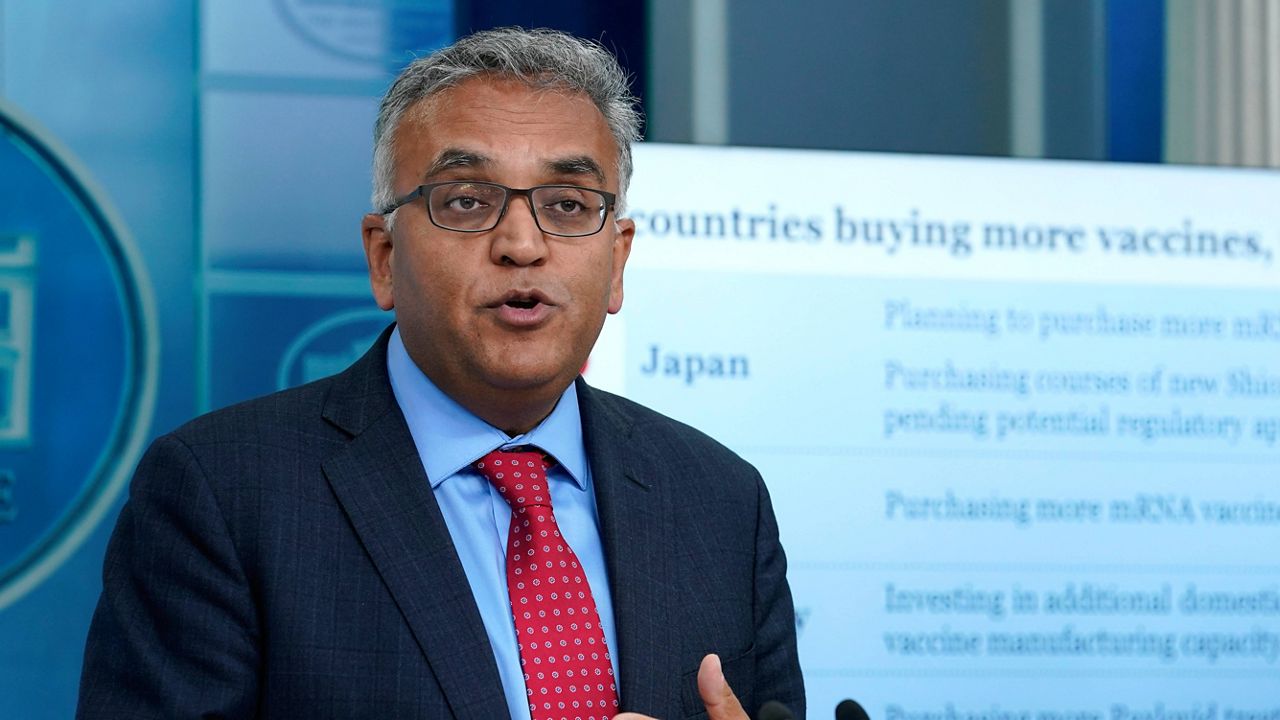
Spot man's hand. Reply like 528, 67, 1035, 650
613, 653, 748, 720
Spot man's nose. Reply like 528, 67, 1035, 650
489, 194, 548, 266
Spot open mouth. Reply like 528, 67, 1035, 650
489, 290, 555, 327
491, 289, 554, 310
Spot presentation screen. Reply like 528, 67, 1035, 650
586, 143, 1280, 716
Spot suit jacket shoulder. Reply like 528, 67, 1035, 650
579, 381, 759, 477
80, 328, 511, 719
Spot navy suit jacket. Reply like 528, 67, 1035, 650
78, 331, 805, 719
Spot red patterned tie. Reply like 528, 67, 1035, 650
474, 448, 620, 720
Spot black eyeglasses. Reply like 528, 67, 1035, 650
381, 181, 617, 238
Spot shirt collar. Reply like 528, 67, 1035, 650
385, 326, 588, 490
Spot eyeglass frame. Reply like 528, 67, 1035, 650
379, 181, 619, 238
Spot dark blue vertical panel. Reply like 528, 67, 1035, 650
1106, 0, 1165, 162
726, 0, 1011, 155
454, 0, 648, 136
1043, 0, 1109, 160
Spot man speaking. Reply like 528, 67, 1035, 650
78, 27, 804, 720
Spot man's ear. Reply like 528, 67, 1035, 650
607, 217, 635, 314
362, 213, 395, 310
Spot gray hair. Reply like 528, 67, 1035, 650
371, 27, 643, 221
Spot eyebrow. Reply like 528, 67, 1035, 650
422, 148, 607, 187
545, 156, 606, 186
424, 148, 491, 179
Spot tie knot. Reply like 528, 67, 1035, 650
474, 448, 553, 510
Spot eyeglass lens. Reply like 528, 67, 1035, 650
427, 182, 607, 236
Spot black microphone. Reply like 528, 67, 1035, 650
759, 699, 795, 720
836, 698, 871, 720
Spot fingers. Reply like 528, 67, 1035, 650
697, 653, 748, 720
613, 654, 748, 720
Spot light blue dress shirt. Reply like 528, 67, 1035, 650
385, 328, 621, 720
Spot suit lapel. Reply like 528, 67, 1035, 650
577, 380, 677, 715
320, 330, 508, 720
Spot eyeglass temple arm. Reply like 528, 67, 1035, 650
380, 186, 426, 215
